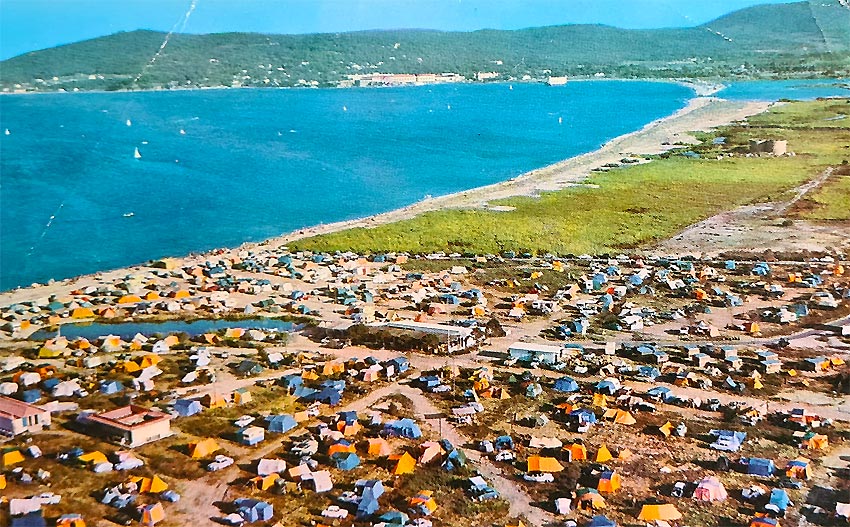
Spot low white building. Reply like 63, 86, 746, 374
0, 395, 51, 436
381, 321, 478, 353
508, 342, 570, 364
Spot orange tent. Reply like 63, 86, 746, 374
302, 370, 319, 381
659, 421, 674, 437
71, 307, 95, 319
140, 502, 165, 525
638, 503, 682, 522
144, 291, 161, 301
172, 290, 191, 299
408, 490, 438, 515
367, 438, 392, 457
202, 393, 227, 409
596, 445, 613, 463
604, 409, 636, 426
569, 443, 587, 461
0, 474, 6, 490
188, 438, 220, 459
597, 471, 621, 493
56, 515, 86, 527
390, 452, 416, 475
527, 456, 564, 473
802, 434, 828, 450
117, 295, 142, 304
322, 360, 345, 376
2, 449, 25, 468
250, 474, 280, 491
79, 451, 108, 465
127, 475, 169, 493
225, 328, 245, 339
328, 442, 356, 456
592, 393, 608, 408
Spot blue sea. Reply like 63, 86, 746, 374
0, 79, 847, 290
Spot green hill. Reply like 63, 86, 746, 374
2, 0, 848, 92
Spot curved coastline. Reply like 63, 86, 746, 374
0, 93, 771, 299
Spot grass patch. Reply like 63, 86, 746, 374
796, 173, 850, 220
291, 98, 849, 255
292, 156, 816, 255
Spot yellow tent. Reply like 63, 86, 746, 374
123, 361, 142, 373
188, 438, 221, 459
79, 451, 108, 465
117, 295, 142, 304
225, 328, 245, 339
391, 452, 416, 475
71, 307, 95, 319
251, 474, 280, 491
659, 421, 674, 437
592, 393, 608, 408
638, 503, 682, 522
596, 445, 613, 463
202, 393, 227, 409
802, 434, 828, 450
128, 475, 169, 493
144, 291, 161, 301
173, 290, 191, 299
527, 456, 564, 473
752, 377, 764, 390
233, 388, 252, 405
604, 409, 636, 425
0, 474, 6, 490
302, 370, 319, 381
1, 448, 25, 468
322, 360, 345, 376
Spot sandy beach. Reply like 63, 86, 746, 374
267, 96, 772, 250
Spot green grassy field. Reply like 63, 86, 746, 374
797, 173, 850, 220
292, 99, 849, 256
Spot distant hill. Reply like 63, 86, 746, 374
2, 0, 848, 92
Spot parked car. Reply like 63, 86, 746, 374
523, 472, 554, 483
321, 506, 349, 519
494, 451, 516, 462
206, 455, 235, 472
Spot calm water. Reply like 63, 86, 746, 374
0, 81, 692, 289
716, 78, 850, 101
1, 79, 846, 290
29, 318, 298, 340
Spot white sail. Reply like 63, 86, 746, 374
4, 129, 9, 136
126, 119, 132, 127
134, 147, 142, 159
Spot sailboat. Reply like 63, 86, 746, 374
126, 119, 132, 127
4, 129, 9, 136
558, 117, 563, 124
342, 106, 348, 112
123, 212, 135, 218
179, 129, 186, 135
134, 147, 142, 159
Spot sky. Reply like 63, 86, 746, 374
0, 0, 800, 60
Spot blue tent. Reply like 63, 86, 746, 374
383, 418, 422, 439
265, 414, 297, 433
768, 488, 791, 512
628, 274, 644, 286
554, 377, 580, 392
745, 457, 776, 477
320, 379, 346, 392
174, 399, 202, 417
418, 375, 440, 388
587, 516, 617, 527
100, 380, 124, 394
337, 410, 358, 425
494, 436, 514, 450
304, 387, 342, 406
293, 386, 317, 399
377, 511, 409, 525
595, 380, 619, 395
41, 378, 60, 391
387, 357, 410, 373
332, 451, 361, 471
10, 511, 46, 527
570, 409, 597, 425
236, 498, 273, 522
442, 448, 467, 471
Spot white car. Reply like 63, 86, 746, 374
321, 506, 349, 519
206, 455, 234, 472
36, 492, 61, 505
523, 472, 554, 483
494, 451, 516, 462
234, 415, 255, 428
220, 513, 244, 526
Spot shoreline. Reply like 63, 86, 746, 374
0, 94, 772, 297
266, 95, 772, 250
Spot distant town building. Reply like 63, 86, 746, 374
547, 76, 568, 86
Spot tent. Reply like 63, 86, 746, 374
637, 503, 682, 522
2, 448, 26, 468
332, 452, 361, 471
554, 377, 580, 392
745, 457, 776, 477
767, 488, 791, 513
140, 503, 165, 526
693, 476, 728, 501
785, 458, 811, 479
367, 438, 392, 457
801, 433, 828, 450
378, 511, 410, 525
99, 380, 124, 394
236, 498, 273, 522
188, 438, 220, 459
750, 518, 779, 527
328, 440, 356, 456
577, 488, 606, 510
55, 515, 86, 527
10, 512, 46, 527
79, 451, 108, 465
419, 442, 444, 464
174, 399, 202, 417
596, 445, 613, 463
128, 475, 168, 494
604, 409, 636, 425
527, 456, 564, 473
256, 458, 287, 476
391, 452, 416, 475
384, 418, 422, 439
659, 421, 674, 437
250, 474, 280, 491
265, 414, 297, 433
597, 470, 621, 493
408, 490, 438, 516
569, 443, 588, 461
592, 393, 608, 408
